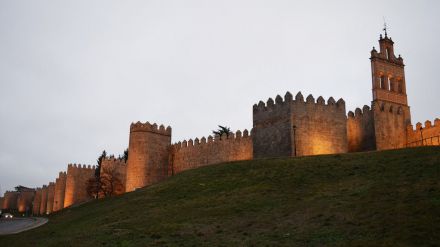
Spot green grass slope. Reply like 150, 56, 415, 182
1, 147, 440, 246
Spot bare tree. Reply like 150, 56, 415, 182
99, 166, 124, 197
86, 177, 99, 199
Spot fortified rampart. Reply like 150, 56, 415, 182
253, 93, 293, 158
170, 130, 253, 174
407, 119, 440, 146
32, 188, 42, 215
64, 164, 95, 208
126, 122, 171, 192
39, 185, 48, 215
2, 191, 19, 210
46, 182, 55, 214
253, 92, 347, 158
7, 31, 440, 214
17, 189, 35, 214
372, 102, 409, 150
347, 105, 376, 152
100, 158, 127, 195
53, 172, 67, 212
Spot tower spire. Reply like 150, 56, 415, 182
383, 17, 388, 37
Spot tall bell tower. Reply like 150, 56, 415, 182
370, 27, 411, 150
370, 30, 408, 107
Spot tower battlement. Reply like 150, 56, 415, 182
253, 91, 347, 158
130, 121, 172, 136
126, 121, 172, 192
253, 91, 345, 115
67, 163, 95, 170
348, 105, 372, 119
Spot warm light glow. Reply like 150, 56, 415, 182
310, 136, 337, 155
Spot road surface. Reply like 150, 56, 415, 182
0, 217, 48, 235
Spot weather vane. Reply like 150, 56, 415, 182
383, 17, 388, 36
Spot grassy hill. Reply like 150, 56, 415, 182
1, 147, 440, 246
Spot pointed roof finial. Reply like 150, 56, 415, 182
383, 17, 388, 37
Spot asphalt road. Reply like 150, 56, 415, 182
0, 217, 48, 235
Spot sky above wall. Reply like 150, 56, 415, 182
0, 0, 439, 192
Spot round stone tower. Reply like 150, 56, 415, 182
125, 122, 172, 192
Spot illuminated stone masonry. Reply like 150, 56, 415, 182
3, 32, 439, 214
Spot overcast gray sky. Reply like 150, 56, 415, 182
1, 0, 439, 192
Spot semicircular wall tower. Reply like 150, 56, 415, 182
125, 122, 171, 192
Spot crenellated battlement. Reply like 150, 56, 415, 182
130, 121, 172, 136
64, 162, 95, 208
102, 157, 127, 165
171, 129, 251, 150
126, 121, 172, 192
406, 118, 440, 147
348, 105, 372, 119
67, 163, 96, 170
253, 91, 345, 115
253, 91, 347, 158
4, 190, 19, 194
170, 129, 253, 174
407, 118, 440, 132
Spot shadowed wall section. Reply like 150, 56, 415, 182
2, 191, 19, 211
372, 102, 409, 150
347, 105, 376, 152
17, 189, 35, 214
100, 158, 127, 195
32, 188, 42, 215
253, 93, 293, 158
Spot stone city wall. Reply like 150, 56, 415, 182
46, 182, 55, 214
253, 91, 347, 158
291, 93, 347, 156
2, 191, 19, 210
32, 188, 42, 215
53, 172, 67, 212
347, 105, 376, 152
407, 118, 440, 147
64, 164, 95, 208
100, 158, 127, 195
253, 92, 293, 158
170, 130, 253, 174
126, 122, 171, 192
39, 185, 48, 215
17, 189, 35, 214
373, 102, 408, 150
